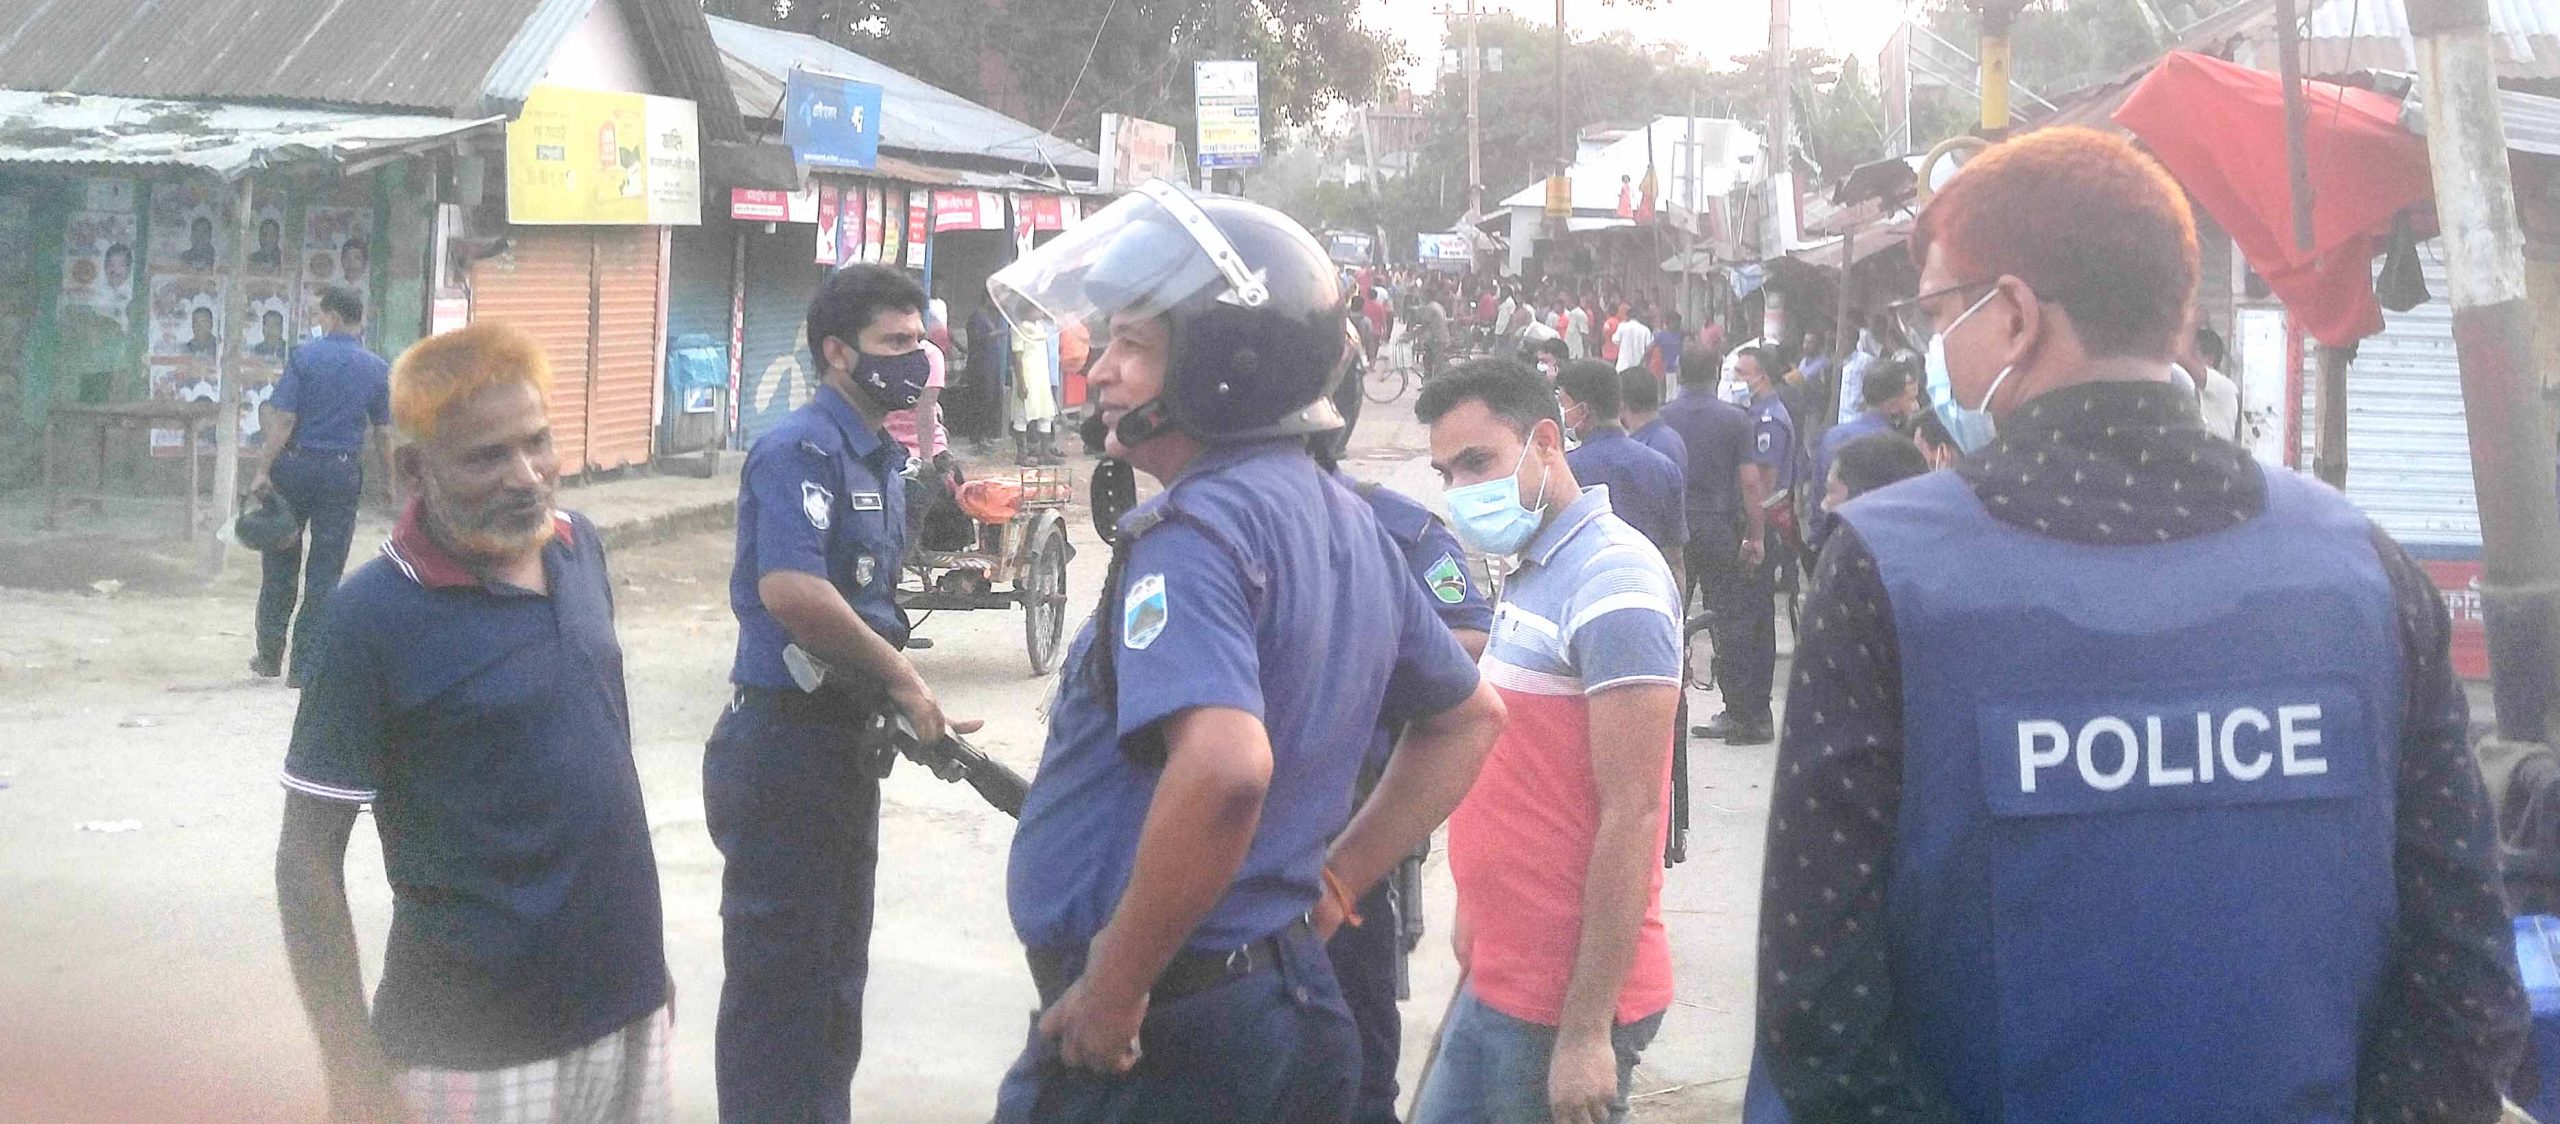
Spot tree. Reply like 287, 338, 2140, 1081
704, 0, 1404, 156
1400, 15, 1884, 212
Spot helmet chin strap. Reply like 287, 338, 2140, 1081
1110, 399, 1177, 449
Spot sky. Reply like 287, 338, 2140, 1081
1358, 0, 1917, 88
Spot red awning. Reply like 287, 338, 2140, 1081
2113, 51, 2434, 346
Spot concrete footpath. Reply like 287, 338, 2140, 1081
0, 457, 747, 596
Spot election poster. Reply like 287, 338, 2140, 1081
150, 182, 226, 272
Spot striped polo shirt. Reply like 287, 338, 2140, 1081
1449, 485, 1682, 1026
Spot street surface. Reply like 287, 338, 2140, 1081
0, 395, 1774, 1121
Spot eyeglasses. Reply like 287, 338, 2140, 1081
1888, 280, 1996, 346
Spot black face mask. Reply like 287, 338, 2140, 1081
853, 348, 932, 409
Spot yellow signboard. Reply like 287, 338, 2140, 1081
1544, 175, 1572, 219
507, 85, 702, 225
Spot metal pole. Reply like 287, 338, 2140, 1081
1465, 0, 1483, 227
2273, 0, 2315, 254
2409, 0, 2560, 746
1682, 101, 1698, 325
1976, 0, 2023, 136
1549, 0, 1569, 247
1767, 0, 1791, 343
2313, 344, 2351, 487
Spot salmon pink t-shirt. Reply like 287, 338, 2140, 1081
1446, 488, 1681, 1027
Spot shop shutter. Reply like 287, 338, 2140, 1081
471, 229, 596, 474
667, 224, 733, 343
740, 227, 823, 444
585, 227, 662, 472
2298, 248, 2476, 553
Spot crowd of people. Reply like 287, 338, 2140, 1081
241, 129, 2534, 1124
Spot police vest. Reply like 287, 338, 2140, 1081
1840, 465, 2400, 1120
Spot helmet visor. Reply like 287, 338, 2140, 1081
988, 180, 1261, 335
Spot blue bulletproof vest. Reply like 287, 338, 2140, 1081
1758, 463, 2405, 1122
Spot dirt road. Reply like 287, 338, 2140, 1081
0, 406, 1768, 1121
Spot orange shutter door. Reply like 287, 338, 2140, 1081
470, 229, 596, 472
585, 226, 663, 472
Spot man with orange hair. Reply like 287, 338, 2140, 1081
1750, 128, 2527, 1121
274, 322, 671, 1124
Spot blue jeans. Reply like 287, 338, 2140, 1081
254, 448, 362, 677
1410, 989, 1663, 1124
704, 689, 882, 1124
993, 922, 1359, 1123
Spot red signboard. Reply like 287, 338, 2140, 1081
930, 189, 1005, 233
1020, 194, 1069, 232
814, 185, 840, 266
930, 189, 979, 233
906, 192, 929, 266
729, 188, 789, 222
2421, 557, 2491, 681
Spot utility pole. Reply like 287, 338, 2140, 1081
1765, 0, 1792, 343
2271, 0, 2350, 488
1208, 0, 1241, 195
1974, 0, 2025, 135
1547, 0, 1569, 248
1464, 0, 1483, 226
2408, 0, 2560, 749
1681, 100, 1698, 325
203, 176, 255, 578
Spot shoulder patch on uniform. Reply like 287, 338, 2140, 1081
850, 491, 884, 511
1425, 553, 1468, 604
1756, 431, 1772, 454
1123, 572, 1168, 650
801, 480, 833, 530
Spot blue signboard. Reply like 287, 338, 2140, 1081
783, 68, 883, 171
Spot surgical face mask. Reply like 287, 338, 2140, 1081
1558, 397, 1588, 437
1923, 288, 2016, 455
1445, 438, 1549, 556
853, 347, 933, 410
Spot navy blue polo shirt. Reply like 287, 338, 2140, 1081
1810, 409, 1894, 548
1008, 440, 1482, 953
1630, 417, 1690, 482
1750, 391, 1798, 491
729, 383, 910, 690
1564, 425, 1688, 555
281, 505, 667, 1070
271, 332, 390, 453
1661, 389, 1751, 536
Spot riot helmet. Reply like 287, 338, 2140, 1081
989, 180, 1349, 449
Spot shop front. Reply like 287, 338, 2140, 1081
478, 83, 700, 476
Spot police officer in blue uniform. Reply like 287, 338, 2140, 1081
1311, 432, 1494, 1124
1698, 345, 1791, 746
1749, 128, 2527, 1121
706, 263, 972, 1123
988, 181, 1506, 1122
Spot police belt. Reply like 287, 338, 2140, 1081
731, 681, 884, 725
1025, 917, 1310, 1008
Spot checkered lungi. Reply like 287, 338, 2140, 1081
395, 1006, 671, 1124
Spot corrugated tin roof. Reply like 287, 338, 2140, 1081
2035, 0, 2276, 131
0, 0, 592, 117
0, 90, 500, 177
2304, 0, 2560, 81
2390, 79, 2560, 156
703, 14, 1097, 175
